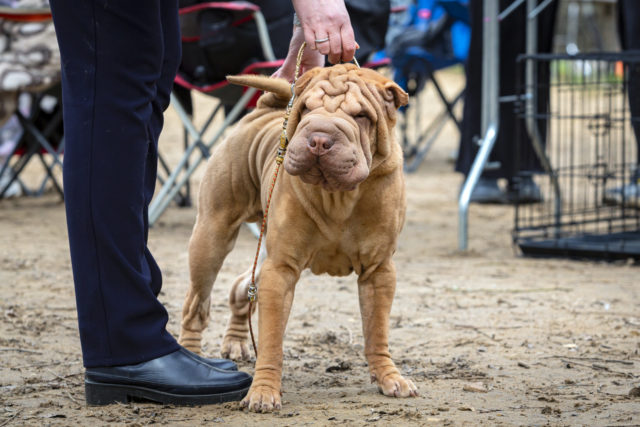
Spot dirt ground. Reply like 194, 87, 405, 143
1, 70, 639, 426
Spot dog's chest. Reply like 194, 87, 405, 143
308, 244, 356, 277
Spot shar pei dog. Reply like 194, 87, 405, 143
178, 64, 417, 412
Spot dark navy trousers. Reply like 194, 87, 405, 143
50, 0, 181, 367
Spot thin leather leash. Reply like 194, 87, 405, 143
247, 44, 360, 359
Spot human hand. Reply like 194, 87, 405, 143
272, 26, 324, 82
291, 0, 356, 65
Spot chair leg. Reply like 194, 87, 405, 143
181, 125, 192, 207
428, 68, 464, 132
154, 99, 224, 210
158, 152, 190, 207
148, 88, 256, 226
36, 150, 64, 199
403, 74, 465, 173
16, 109, 65, 198
0, 138, 20, 184
0, 143, 38, 198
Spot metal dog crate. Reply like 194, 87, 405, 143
513, 52, 640, 260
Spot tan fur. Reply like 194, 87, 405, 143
226, 74, 292, 101
179, 65, 416, 412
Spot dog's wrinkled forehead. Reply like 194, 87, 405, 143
303, 69, 376, 118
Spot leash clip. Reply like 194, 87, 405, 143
247, 285, 257, 302
276, 147, 287, 164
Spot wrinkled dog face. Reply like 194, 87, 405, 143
284, 65, 407, 192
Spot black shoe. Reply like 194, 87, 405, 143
507, 176, 542, 204
468, 177, 506, 204
182, 349, 237, 371
84, 348, 251, 406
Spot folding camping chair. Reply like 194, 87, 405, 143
0, 86, 64, 199
0, 6, 64, 199
387, 0, 470, 172
148, 1, 286, 225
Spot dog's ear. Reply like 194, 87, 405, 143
368, 79, 409, 160
226, 75, 291, 100
383, 81, 409, 109
379, 81, 409, 121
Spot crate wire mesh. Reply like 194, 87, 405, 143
513, 52, 640, 260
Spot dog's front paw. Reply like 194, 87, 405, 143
242, 384, 282, 412
373, 372, 418, 398
220, 336, 252, 361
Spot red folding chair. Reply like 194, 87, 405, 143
149, 1, 286, 225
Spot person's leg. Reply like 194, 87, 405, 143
455, 0, 505, 203
51, 0, 179, 368
619, 0, 640, 170
51, 1, 252, 405
141, 0, 183, 301
455, 0, 480, 177
501, 0, 557, 203
606, 0, 640, 206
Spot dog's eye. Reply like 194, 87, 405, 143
355, 113, 369, 121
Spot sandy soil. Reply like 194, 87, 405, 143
1, 70, 639, 426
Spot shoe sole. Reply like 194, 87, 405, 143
85, 379, 250, 406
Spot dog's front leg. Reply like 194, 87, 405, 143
242, 259, 299, 412
358, 259, 418, 398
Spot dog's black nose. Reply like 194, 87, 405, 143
307, 133, 334, 156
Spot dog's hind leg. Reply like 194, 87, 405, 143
221, 245, 265, 361
179, 213, 242, 353
178, 181, 253, 354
